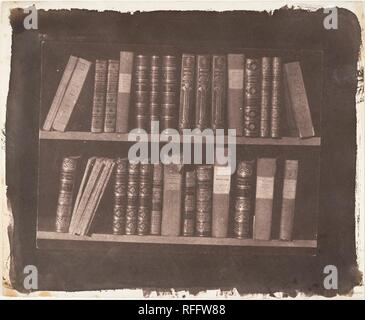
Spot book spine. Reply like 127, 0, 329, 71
254, 158, 277, 240
137, 164, 153, 235
279, 160, 299, 241
116, 51, 134, 133
178, 54, 195, 132
125, 162, 140, 235
243, 58, 261, 137
195, 165, 213, 237
211, 55, 227, 131
112, 158, 128, 235
233, 160, 255, 239
161, 55, 179, 131
55, 156, 79, 233
283, 70, 299, 137
227, 54, 245, 136
161, 164, 183, 236
149, 55, 161, 132
103, 60, 119, 132
260, 57, 272, 138
150, 164, 164, 235
43, 56, 78, 131
52, 58, 91, 131
195, 55, 211, 130
270, 57, 283, 138
91, 60, 108, 133
182, 169, 196, 236
212, 165, 231, 238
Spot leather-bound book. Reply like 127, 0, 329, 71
254, 158, 277, 240
137, 164, 153, 235
116, 51, 134, 133
227, 54, 244, 136
182, 168, 196, 236
150, 163, 164, 235
161, 55, 179, 131
195, 165, 213, 237
125, 162, 140, 235
178, 54, 195, 132
260, 57, 272, 138
112, 158, 128, 235
55, 156, 80, 232
91, 60, 108, 133
103, 60, 119, 132
270, 57, 283, 138
195, 55, 211, 130
243, 58, 261, 137
133, 55, 150, 131
211, 55, 227, 131
279, 160, 299, 241
149, 55, 161, 132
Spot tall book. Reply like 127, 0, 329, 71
137, 164, 153, 235
178, 54, 195, 132
161, 163, 183, 236
182, 168, 196, 236
227, 54, 245, 136
161, 55, 179, 131
43, 56, 78, 131
243, 58, 261, 137
270, 57, 283, 138
260, 57, 272, 138
195, 165, 213, 237
112, 158, 128, 235
211, 55, 227, 131
91, 60, 108, 133
283, 62, 315, 138
55, 156, 80, 233
150, 164, 164, 235
195, 55, 211, 130
103, 60, 119, 132
52, 58, 92, 131
254, 158, 277, 240
149, 55, 161, 132
116, 51, 134, 133
279, 160, 299, 241
233, 159, 255, 239
125, 162, 140, 235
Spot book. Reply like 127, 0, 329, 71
161, 163, 183, 236
243, 58, 261, 137
150, 164, 164, 235
227, 54, 245, 136
112, 158, 128, 235
260, 57, 272, 138
211, 55, 227, 131
233, 159, 255, 239
137, 164, 153, 235
178, 54, 195, 132
125, 162, 140, 235
55, 156, 80, 233
52, 58, 92, 131
283, 74, 299, 137
91, 60, 108, 133
161, 55, 179, 131
182, 168, 196, 236
279, 160, 299, 241
149, 55, 161, 132
195, 55, 211, 130
195, 165, 213, 237
283, 62, 315, 138
116, 51, 134, 133
43, 56, 78, 131
103, 60, 119, 132
254, 158, 277, 240
270, 57, 283, 138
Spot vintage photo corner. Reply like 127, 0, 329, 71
1, 1, 364, 300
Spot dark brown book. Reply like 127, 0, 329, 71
103, 60, 119, 133
260, 57, 272, 138
243, 58, 261, 137
211, 55, 227, 131
137, 164, 153, 235
270, 57, 283, 138
178, 54, 195, 132
195, 55, 211, 130
55, 156, 80, 233
182, 168, 196, 236
149, 55, 161, 132
150, 163, 164, 235
125, 162, 140, 235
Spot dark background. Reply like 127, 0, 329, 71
6, 8, 361, 295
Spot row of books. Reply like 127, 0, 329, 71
55, 156, 299, 241
43, 52, 315, 138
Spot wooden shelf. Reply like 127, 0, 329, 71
39, 130, 321, 146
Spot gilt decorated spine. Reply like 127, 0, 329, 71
195, 55, 211, 130
103, 60, 119, 132
211, 55, 227, 131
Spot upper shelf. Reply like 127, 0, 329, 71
39, 131, 321, 146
